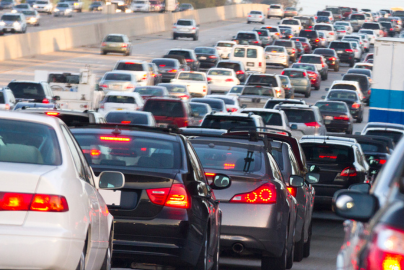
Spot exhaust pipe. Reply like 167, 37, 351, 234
232, 243, 244, 254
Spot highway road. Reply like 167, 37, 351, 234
0, 16, 365, 269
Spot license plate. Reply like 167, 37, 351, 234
159, 123, 168, 128
247, 62, 254, 67
324, 116, 333, 120
113, 85, 121, 90
181, 29, 189, 32
337, 50, 343, 53
99, 190, 121, 206
199, 56, 207, 60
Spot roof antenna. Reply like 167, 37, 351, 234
112, 126, 121, 135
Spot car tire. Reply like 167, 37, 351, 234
173, 34, 177, 40
365, 48, 369, 52
314, 85, 320, 90
267, 16, 270, 19
76, 239, 87, 270
357, 115, 363, 123
101, 51, 107, 55
101, 232, 112, 270
78, 8, 82, 12
247, 21, 251, 24
346, 128, 353, 135
294, 227, 304, 262
194, 231, 208, 270
261, 248, 286, 270
305, 88, 311, 98
334, 65, 339, 72
193, 34, 198, 41
303, 223, 312, 258
349, 60, 354, 67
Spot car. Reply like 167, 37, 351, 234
342, 73, 371, 103
353, 62, 373, 70
70, 124, 230, 270
206, 68, 240, 94
148, 63, 162, 85
264, 45, 290, 68
0, 111, 123, 270
191, 98, 226, 113
21, 10, 40, 26
378, 21, 396, 37
358, 29, 378, 43
98, 71, 138, 93
0, 12, 27, 33
281, 68, 311, 97
284, 7, 298, 17
130, 0, 150, 12
342, 34, 366, 51
279, 18, 302, 34
361, 122, 404, 144
170, 71, 209, 97
379, 17, 402, 32
364, 53, 373, 62
334, 25, 347, 38
316, 10, 333, 22
53, 2, 73, 17
273, 39, 298, 62
328, 41, 355, 67
65, 0, 82, 12
149, 0, 161, 11
158, 83, 190, 100
112, 60, 154, 86
294, 16, 315, 29
229, 45, 266, 73
343, 39, 362, 61
294, 40, 303, 56
297, 54, 328, 80
32, 0, 52, 13
313, 48, 340, 71
89, 1, 102, 11
300, 136, 369, 209
172, 19, 199, 40
348, 13, 366, 32
298, 30, 321, 49
143, 97, 198, 127
261, 25, 282, 40
105, 111, 155, 126
205, 94, 240, 112
291, 37, 312, 53
325, 6, 342, 21
279, 75, 295, 98
194, 47, 220, 69
7, 80, 58, 104
190, 102, 212, 124
314, 100, 354, 134
267, 4, 284, 19
253, 28, 273, 47
278, 26, 294, 39
11, 3, 31, 12
19, 108, 106, 125
328, 80, 364, 101
334, 21, 353, 34
98, 91, 144, 116
133, 85, 169, 101
340, 6, 353, 19
346, 68, 372, 78
316, 16, 332, 24
0, 0, 15, 9
317, 31, 329, 47
323, 89, 364, 122
355, 33, 371, 52
291, 63, 321, 90
216, 60, 247, 82
240, 108, 291, 132
361, 22, 384, 37
101, 34, 131, 56
215, 41, 237, 59
247, 10, 265, 24
245, 73, 284, 98
167, 48, 200, 71
151, 58, 182, 83
233, 31, 262, 46
264, 98, 306, 109
313, 23, 336, 42
0, 87, 15, 111
178, 2, 193, 10
226, 85, 244, 96
200, 112, 264, 130
162, 54, 190, 71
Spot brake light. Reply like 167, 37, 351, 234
46, 112, 59, 116
151, 73, 156, 77
248, 15, 251, 17
186, 59, 194, 62
330, 32, 334, 35
322, 62, 325, 68
259, 62, 262, 67
379, 159, 387, 165
368, 89, 371, 95
42, 98, 50, 104
254, 41, 259, 44
121, 121, 131, 124
142, 74, 147, 80
168, 69, 177, 73
224, 163, 235, 169
230, 183, 277, 204
159, 64, 166, 67
225, 78, 234, 82
99, 136, 131, 142
287, 187, 297, 197
126, 84, 135, 89
0, 192, 68, 212
292, 48, 296, 53
345, 49, 353, 52
179, 95, 189, 99
227, 108, 238, 112
101, 42, 106, 46
209, 55, 217, 59
315, 38, 320, 42
352, 103, 360, 109
100, 84, 108, 88
328, 57, 336, 61
281, 71, 285, 75
207, 77, 212, 82
305, 122, 320, 127
165, 184, 190, 208
334, 115, 350, 121
276, 32, 280, 36
340, 166, 357, 177
236, 70, 244, 75
205, 173, 216, 176
308, 25, 312, 28
289, 35, 293, 38
302, 72, 307, 77
121, 43, 128, 48
192, 27, 196, 30
4, 104, 10, 110
82, 149, 101, 157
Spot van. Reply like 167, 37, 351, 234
229, 45, 266, 73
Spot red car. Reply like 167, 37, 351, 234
291, 37, 312, 54
291, 63, 321, 90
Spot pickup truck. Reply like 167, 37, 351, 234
171, 71, 208, 97
64, 0, 82, 12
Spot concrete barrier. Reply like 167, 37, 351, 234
0, 4, 268, 61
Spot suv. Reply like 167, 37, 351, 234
112, 60, 153, 86
7, 80, 59, 104
233, 31, 262, 46
253, 28, 272, 47
297, 54, 328, 80
0, 13, 27, 33
281, 68, 311, 97
342, 73, 371, 103
267, 4, 284, 19
33, 0, 52, 14
325, 6, 342, 21
200, 112, 264, 130
240, 108, 291, 131
216, 60, 247, 82
361, 22, 383, 37
313, 48, 340, 71
348, 13, 366, 31
167, 48, 200, 71
0, 87, 16, 111
324, 89, 364, 122
328, 41, 355, 67
273, 39, 297, 61
298, 30, 320, 48
70, 125, 231, 270
172, 19, 199, 40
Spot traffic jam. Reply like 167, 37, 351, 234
1, 3, 404, 270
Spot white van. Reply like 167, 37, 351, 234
229, 45, 266, 73
215, 41, 237, 59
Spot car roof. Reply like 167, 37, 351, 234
116, 59, 146, 63
283, 68, 306, 72
104, 70, 135, 75
106, 91, 141, 97
332, 80, 360, 86
315, 100, 348, 105
240, 108, 283, 113
206, 95, 237, 100
300, 135, 358, 146
19, 108, 94, 116
207, 112, 259, 118
169, 48, 193, 52
106, 111, 152, 116
0, 110, 61, 127
328, 89, 359, 95
8, 80, 42, 84
277, 104, 313, 109
364, 122, 404, 130
267, 98, 305, 103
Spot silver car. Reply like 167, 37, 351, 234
247, 10, 265, 24
240, 108, 291, 132
267, 4, 284, 19
22, 10, 40, 26
11, 3, 31, 12
172, 19, 199, 41
281, 68, 311, 97
53, 3, 73, 17
0, 13, 27, 33
99, 71, 138, 93
0, 87, 16, 110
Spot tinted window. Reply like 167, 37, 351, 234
48, 74, 80, 84
331, 84, 356, 90
362, 23, 380, 29
350, 14, 365, 19
195, 47, 216, 54
106, 112, 149, 125
236, 33, 257, 39
282, 70, 305, 78
243, 86, 274, 97
106, 95, 135, 104
316, 17, 330, 23
8, 83, 45, 99
190, 103, 209, 116
22, 10, 36, 15
302, 143, 354, 164
217, 62, 241, 71
282, 109, 315, 123
229, 86, 244, 93
159, 84, 187, 93
115, 63, 144, 71
134, 87, 165, 96
144, 100, 184, 117
152, 59, 176, 67
329, 42, 350, 49
247, 75, 278, 87
274, 40, 292, 47
254, 30, 268, 36
328, 91, 358, 100
315, 102, 347, 112
55, 115, 90, 126
270, 5, 280, 9
105, 73, 131, 81
208, 70, 232, 76
211, 97, 234, 105
265, 46, 285, 53
313, 49, 335, 55
300, 55, 322, 64
299, 30, 317, 38
169, 50, 192, 58
177, 20, 192, 26
250, 11, 262, 14
243, 111, 283, 126
0, 92, 4, 104
317, 11, 330, 16
178, 73, 204, 81
202, 116, 255, 130
365, 130, 403, 144
0, 119, 62, 165
314, 25, 332, 31
292, 64, 316, 71
105, 35, 124, 42
191, 99, 224, 111
295, 17, 310, 23
360, 142, 385, 153
282, 19, 299, 25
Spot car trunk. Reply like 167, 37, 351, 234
104, 102, 136, 112
104, 81, 133, 91
320, 111, 349, 125
239, 86, 274, 108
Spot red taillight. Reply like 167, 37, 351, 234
4, 104, 10, 110
179, 94, 189, 99
168, 69, 177, 73
125, 84, 135, 89
254, 41, 259, 44
302, 72, 307, 77
147, 184, 190, 209
289, 35, 293, 38
0, 192, 68, 212
248, 15, 251, 17
101, 42, 106, 46
159, 64, 166, 67
330, 32, 334, 35
345, 49, 353, 52
230, 183, 277, 204
287, 187, 297, 197
328, 57, 336, 61
390, 28, 393, 31
259, 62, 262, 67
281, 71, 285, 75
121, 120, 131, 124
185, 59, 194, 62
308, 25, 312, 28
146, 188, 170, 206
305, 122, 320, 127
322, 63, 325, 68
292, 48, 296, 53
46, 112, 59, 116
235, 70, 244, 75
315, 38, 320, 42
82, 149, 101, 157
121, 43, 128, 48
207, 77, 212, 82
379, 159, 387, 165
205, 173, 216, 176
276, 32, 280, 36
225, 78, 234, 82
208, 55, 217, 59
42, 98, 50, 104
227, 108, 238, 112
340, 166, 357, 177
352, 103, 360, 109
334, 115, 350, 121
100, 84, 108, 88
99, 136, 131, 142
151, 74, 156, 77
141, 74, 147, 80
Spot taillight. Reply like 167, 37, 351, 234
305, 122, 320, 127
281, 71, 285, 75
334, 115, 350, 121
390, 28, 393, 31
82, 149, 101, 157
315, 38, 320, 42
308, 25, 312, 28
121, 43, 128, 48
254, 41, 259, 44
366, 225, 404, 270
328, 57, 336, 61
302, 72, 307, 77
99, 136, 131, 142
126, 84, 135, 89
352, 103, 360, 109
168, 69, 177, 73
179, 94, 189, 99
142, 74, 147, 80
368, 89, 371, 95
101, 42, 106, 46
121, 120, 131, 124
203, 86, 207, 92
230, 183, 277, 204
100, 84, 108, 88
207, 77, 212, 82
287, 187, 297, 197
289, 35, 293, 38
186, 59, 194, 62
46, 112, 59, 116
322, 62, 325, 68
235, 70, 244, 75
4, 104, 10, 110
42, 98, 50, 104
0, 192, 68, 212
208, 55, 217, 59
340, 166, 357, 177
227, 108, 238, 112
225, 78, 234, 82
345, 49, 353, 52
205, 172, 216, 176
147, 184, 190, 209
276, 32, 280, 36
292, 48, 296, 53
259, 62, 262, 67
330, 32, 334, 35
379, 159, 387, 165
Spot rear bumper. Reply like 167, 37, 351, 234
325, 122, 351, 132
199, 61, 217, 69
293, 85, 309, 92
174, 32, 197, 37
101, 47, 127, 53
266, 58, 288, 65
161, 73, 176, 82
209, 84, 233, 92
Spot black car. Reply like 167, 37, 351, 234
148, 63, 162, 85
313, 48, 340, 71
162, 55, 190, 71
324, 89, 364, 122
216, 60, 247, 82
342, 73, 371, 104
314, 100, 353, 134
379, 22, 395, 37
194, 47, 220, 69
152, 58, 182, 82
328, 41, 355, 67
300, 136, 369, 209
71, 125, 231, 269
167, 49, 200, 71
7, 81, 59, 104
233, 31, 262, 46
298, 30, 320, 48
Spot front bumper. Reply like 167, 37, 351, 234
101, 46, 127, 53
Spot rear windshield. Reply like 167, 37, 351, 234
265, 100, 303, 109
105, 73, 131, 81
266, 27, 279, 32
105, 35, 124, 42
229, 86, 244, 93
347, 70, 370, 77
274, 40, 292, 47
55, 115, 90, 126
329, 42, 351, 49
282, 109, 315, 123
143, 100, 184, 117
22, 10, 36, 15
300, 55, 321, 64
316, 17, 330, 23
242, 86, 274, 97
48, 73, 80, 84
393, 11, 404, 16
362, 23, 380, 29
248, 75, 278, 87
292, 64, 316, 71
0, 119, 61, 165
178, 73, 204, 81
217, 42, 234, 47
8, 83, 45, 99
302, 143, 354, 164
282, 19, 299, 25
326, 8, 340, 14
315, 102, 347, 113
159, 84, 187, 93
0, 92, 4, 104
282, 70, 305, 78
250, 11, 262, 14
328, 91, 358, 100
169, 50, 191, 58
350, 14, 365, 19
254, 30, 269, 36
295, 17, 310, 23
360, 142, 386, 153
106, 95, 136, 104
314, 25, 332, 31
201, 116, 256, 130
265, 46, 285, 53
217, 62, 241, 71
134, 87, 164, 96
365, 130, 403, 144
331, 84, 356, 90
195, 47, 216, 54
270, 5, 280, 8
115, 62, 144, 71
192, 141, 263, 172
234, 48, 258, 58
317, 11, 330, 16
208, 70, 232, 76
314, 49, 335, 55
236, 33, 257, 39
152, 59, 176, 68
106, 112, 149, 125
299, 30, 317, 38
380, 22, 392, 28
211, 97, 235, 105
177, 20, 192, 26
191, 99, 224, 111
74, 134, 180, 169
343, 75, 369, 90
243, 111, 283, 126
190, 103, 209, 116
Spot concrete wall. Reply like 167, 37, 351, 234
0, 4, 268, 61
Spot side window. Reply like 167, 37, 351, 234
187, 142, 205, 182
288, 148, 300, 175
267, 153, 284, 182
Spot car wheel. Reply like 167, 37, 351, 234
357, 115, 363, 123
303, 222, 312, 258
101, 51, 107, 55
267, 16, 270, 19
193, 34, 198, 41
346, 128, 353, 135
314, 85, 320, 90
261, 247, 286, 270
194, 231, 208, 270
247, 21, 251, 24
365, 48, 369, 52
305, 88, 311, 98
124, 49, 130, 56
294, 226, 304, 262
76, 239, 87, 270
349, 60, 354, 67
212, 225, 220, 270
286, 235, 294, 269
101, 233, 112, 270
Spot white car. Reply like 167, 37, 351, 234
358, 29, 377, 45
205, 94, 240, 112
98, 91, 144, 116
247, 10, 265, 24
264, 45, 289, 68
0, 13, 27, 33
240, 108, 291, 132
334, 25, 348, 39
313, 23, 336, 42
112, 60, 153, 86
33, 0, 53, 14
98, 71, 138, 93
215, 41, 237, 59
355, 33, 371, 52
334, 21, 353, 34
267, 4, 284, 19
171, 71, 209, 97
279, 18, 302, 34
354, 62, 373, 70
327, 80, 364, 100
105, 111, 156, 126
0, 111, 125, 270
172, 19, 199, 41
131, 0, 150, 12
206, 68, 239, 93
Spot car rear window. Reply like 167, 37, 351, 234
229, 86, 244, 94
217, 42, 234, 47
282, 109, 315, 123
8, 82, 45, 99
362, 23, 379, 29
48, 73, 80, 84
313, 49, 335, 55
177, 20, 192, 26
326, 8, 340, 14
195, 47, 216, 54
359, 142, 385, 153
233, 48, 258, 58
380, 22, 392, 29
190, 103, 209, 116
236, 33, 257, 39
300, 55, 322, 64
270, 5, 280, 8
169, 50, 191, 59
115, 62, 144, 71
292, 64, 316, 71
53, 114, 90, 126
211, 97, 235, 105
243, 111, 283, 126
274, 40, 292, 47
317, 11, 329, 16
242, 86, 274, 97
282, 19, 299, 25
217, 62, 241, 71
266, 27, 279, 33
202, 116, 255, 130
106, 112, 149, 125
143, 100, 184, 117
315, 102, 347, 113
191, 99, 224, 111
178, 73, 204, 81
134, 87, 164, 96
343, 75, 369, 91
299, 30, 317, 38
0, 92, 4, 104
254, 30, 269, 36
302, 143, 354, 164
105, 35, 124, 42
331, 84, 356, 90
316, 17, 330, 23
152, 59, 176, 67
160, 84, 187, 93
282, 70, 305, 78
0, 119, 62, 165
247, 75, 278, 87
350, 14, 365, 19
105, 73, 131, 81
295, 17, 310, 23
250, 11, 262, 14
74, 134, 181, 169
314, 25, 332, 31
192, 141, 263, 172
106, 95, 136, 104
329, 42, 351, 49
265, 46, 285, 53
365, 130, 403, 144
208, 70, 232, 76
328, 91, 358, 100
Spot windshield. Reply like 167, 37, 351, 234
331, 84, 356, 90
143, 100, 184, 117
217, 62, 241, 71
236, 33, 257, 39
242, 86, 274, 96
105, 35, 124, 42
329, 42, 350, 49
8, 83, 44, 99
314, 25, 332, 31
247, 75, 278, 87
106, 95, 136, 104
328, 91, 358, 100
300, 55, 321, 64
201, 116, 256, 130
208, 70, 232, 76
177, 20, 192, 26
134, 87, 164, 96
178, 73, 204, 81
243, 111, 283, 126
190, 103, 209, 116
315, 102, 347, 113
365, 130, 403, 144
282, 109, 315, 123
229, 86, 244, 93
265, 100, 303, 109
191, 99, 224, 110
316, 17, 330, 23
362, 23, 380, 29
169, 50, 191, 58
292, 64, 316, 71
48, 73, 80, 84
250, 11, 262, 14
299, 30, 317, 38
274, 40, 292, 47
1, 15, 20, 21
351, 14, 365, 20
115, 62, 144, 71
22, 10, 36, 15
317, 11, 329, 16
282, 19, 299, 25
0, 119, 62, 165
211, 97, 235, 105
195, 47, 216, 54
57, 3, 69, 7
282, 70, 305, 78
217, 42, 234, 47
104, 73, 131, 81
302, 143, 354, 164
254, 30, 269, 36
106, 112, 149, 125
159, 84, 187, 93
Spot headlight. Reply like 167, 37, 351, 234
118, 2, 124, 5
30, 17, 37, 22
0, 21, 5, 26
54, 8, 59, 11
11, 9, 17, 13
74, 2, 78, 5
13, 21, 20, 26
66, 8, 72, 11
33, 4, 38, 7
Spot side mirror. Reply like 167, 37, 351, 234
349, 183, 371, 193
325, 88, 329, 91
210, 174, 231, 190
290, 175, 304, 187
321, 95, 326, 99
98, 171, 125, 189
290, 124, 298, 130
333, 190, 378, 222
306, 172, 320, 184
53, 96, 61, 101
